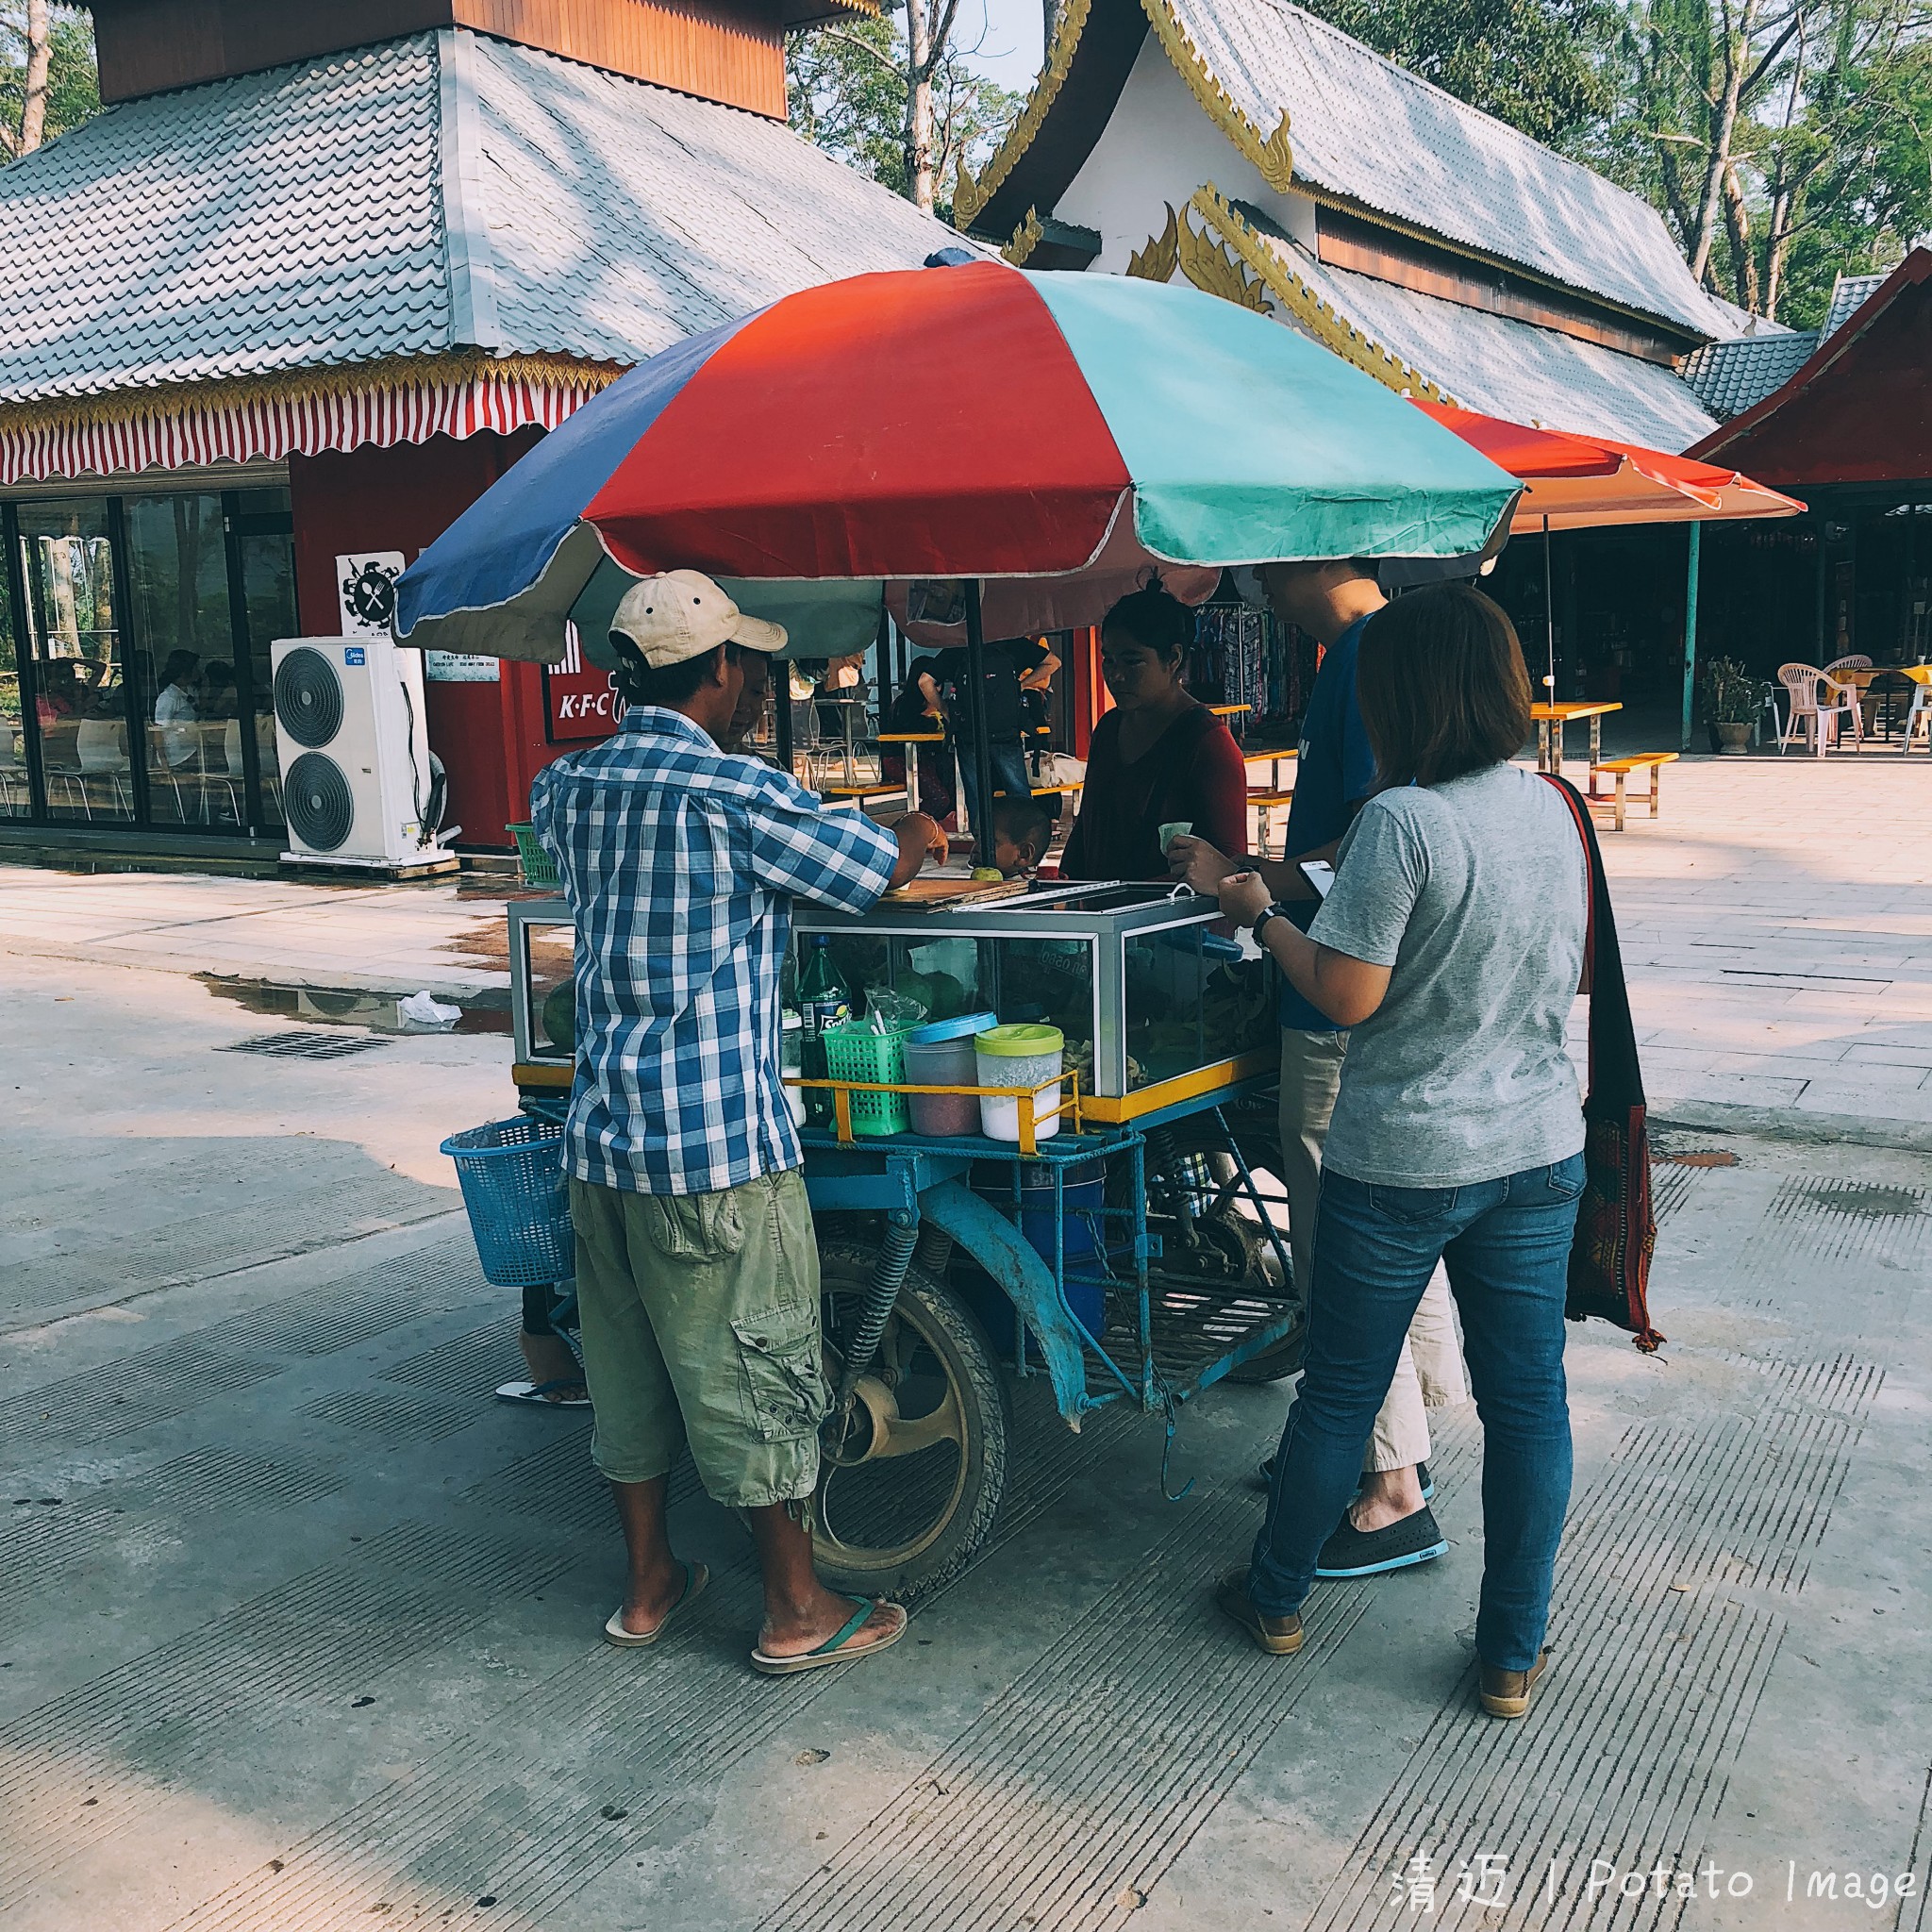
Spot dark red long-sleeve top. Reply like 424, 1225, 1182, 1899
1061, 706, 1248, 881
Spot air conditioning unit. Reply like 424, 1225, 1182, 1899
271, 636, 450, 871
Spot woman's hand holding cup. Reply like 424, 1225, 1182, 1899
1166, 833, 1237, 894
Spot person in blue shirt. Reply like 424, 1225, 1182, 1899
1168, 561, 1466, 1581
532, 571, 947, 1676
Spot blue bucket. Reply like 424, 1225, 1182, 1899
441, 1116, 574, 1287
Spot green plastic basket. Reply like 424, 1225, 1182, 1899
823, 1023, 914, 1136
508, 823, 558, 889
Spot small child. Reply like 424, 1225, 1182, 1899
989, 795, 1055, 879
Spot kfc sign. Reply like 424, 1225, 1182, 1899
545, 624, 622, 742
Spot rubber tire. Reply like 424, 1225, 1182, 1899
813, 1241, 1010, 1606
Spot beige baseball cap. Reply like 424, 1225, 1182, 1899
609, 570, 787, 669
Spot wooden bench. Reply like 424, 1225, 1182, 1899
1591, 753, 1676, 831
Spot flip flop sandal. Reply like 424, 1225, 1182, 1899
495, 1378, 592, 1409
749, 1596, 908, 1676
604, 1560, 709, 1647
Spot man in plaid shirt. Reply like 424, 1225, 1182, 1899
532, 570, 945, 1675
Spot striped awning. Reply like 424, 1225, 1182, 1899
0, 356, 616, 486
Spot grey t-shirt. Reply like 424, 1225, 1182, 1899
1311, 762, 1588, 1188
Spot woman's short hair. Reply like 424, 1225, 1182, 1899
160, 650, 200, 687
1100, 581, 1193, 661
1355, 585, 1532, 789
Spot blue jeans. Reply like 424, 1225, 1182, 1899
1247, 1154, 1586, 1670
954, 737, 1033, 827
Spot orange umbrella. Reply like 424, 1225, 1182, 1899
1411, 400, 1805, 530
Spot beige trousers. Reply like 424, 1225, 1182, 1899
1277, 1028, 1468, 1472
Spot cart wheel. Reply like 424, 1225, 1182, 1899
812, 1241, 1010, 1605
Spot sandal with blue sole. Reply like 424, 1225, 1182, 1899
750, 1596, 908, 1676
605, 1559, 709, 1647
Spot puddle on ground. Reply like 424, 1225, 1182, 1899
198, 975, 511, 1037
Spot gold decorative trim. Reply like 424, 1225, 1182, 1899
1125, 204, 1179, 281
1176, 204, 1268, 310
0, 351, 622, 436
1003, 208, 1046, 266
1141, 0, 1293, 192
954, 0, 1093, 229
1189, 185, 1456, 404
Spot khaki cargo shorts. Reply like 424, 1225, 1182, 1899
569, 1168, 830, 1510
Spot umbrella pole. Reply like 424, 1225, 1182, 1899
1541, 514, 1557, 704
963, 579, 998, 867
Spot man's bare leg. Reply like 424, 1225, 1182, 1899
1350, 1465, 1425, 1531
748, 1502, 906, 1658
609, 1476, 691, 1637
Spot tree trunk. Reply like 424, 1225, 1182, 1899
20, 0, 50, 157
904, 0, 936, 212
1687, 0, 1757, 285
1043, 0, 1062, 52
1721, 161, 1760, 311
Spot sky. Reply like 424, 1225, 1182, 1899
952, 0, 1047, 93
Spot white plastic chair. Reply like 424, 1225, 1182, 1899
75, 716, 132, 813
1824, 654, 1873, 675
1904, 680, 1932, 754
1777, 663, 1862, 756
0, 721, 26, 814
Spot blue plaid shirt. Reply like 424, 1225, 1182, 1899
529, 708, 897, 1196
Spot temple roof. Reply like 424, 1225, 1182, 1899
0, 28, 963, 406
962, 0, 1738, 341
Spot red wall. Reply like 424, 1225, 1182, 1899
288, 429, 569, 849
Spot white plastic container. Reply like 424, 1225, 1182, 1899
780, 1011, 806, 1126
974, 1024, 1065, 1142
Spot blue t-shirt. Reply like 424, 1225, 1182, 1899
1276, 611, 1378, 1032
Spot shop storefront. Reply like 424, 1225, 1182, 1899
0, 4, 963, 861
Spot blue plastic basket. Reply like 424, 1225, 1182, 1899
441, 1116, 574, 1287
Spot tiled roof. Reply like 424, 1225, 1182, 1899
0, 30, 969, 405
0, 39, 449, 401
1823, 271, 1889, 341
1679, 331, 1817, 420
1169, 0, 1740, 339
1271, 240, 1719, 449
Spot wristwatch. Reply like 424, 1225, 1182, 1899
1251, 903, 1287, 943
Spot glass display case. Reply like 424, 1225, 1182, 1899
508, 897, 575, 1069
508, 882, 1276, 1116
795, 881, 1274, 1113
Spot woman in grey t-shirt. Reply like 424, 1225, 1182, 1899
1214, 585, 1589, 1721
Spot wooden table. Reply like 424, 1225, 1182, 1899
1242, 742, 1297, 790
1531, 701, 1621, 787
1824, 665, 1930, 743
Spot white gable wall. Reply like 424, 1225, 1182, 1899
1053, 35, 1315, 274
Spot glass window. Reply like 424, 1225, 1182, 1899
0, 544, 24, 819
18, 500, 131, 824
124, 493, 234, 827
235, 521, 295, 830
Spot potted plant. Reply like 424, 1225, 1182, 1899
1698, 657, 1758, 753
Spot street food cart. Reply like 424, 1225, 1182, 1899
401, 258, 1528, 1598
505, 879, 1301, 1598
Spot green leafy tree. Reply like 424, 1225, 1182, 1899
0, 3, 97, 160
788, 6, 1023, 221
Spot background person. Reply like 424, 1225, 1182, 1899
1214, 585, 1589, 1723
153, 650, 201, 769
1059, 581, 1244, 881
531, 570, 946, 1674
1169, 560, 1462, 1578
935, 634, 1057, 829
878, 652, 955, 824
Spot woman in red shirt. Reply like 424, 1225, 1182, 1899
1060, 582, 1247, 880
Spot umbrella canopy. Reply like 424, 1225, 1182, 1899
1411, 401, 1805, 531
395, 260, 1520, 663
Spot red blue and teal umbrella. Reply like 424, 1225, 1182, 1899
395, 258, 1520, 661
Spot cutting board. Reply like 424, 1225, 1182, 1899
881, 876, 1030, 909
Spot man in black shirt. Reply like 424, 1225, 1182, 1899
934, 636, 1058, 827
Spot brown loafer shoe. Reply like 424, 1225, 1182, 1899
1216, 1568, 1304, 1655
1478, 1648, 1550, 1718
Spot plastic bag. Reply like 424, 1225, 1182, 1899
864, 986, 928, 1035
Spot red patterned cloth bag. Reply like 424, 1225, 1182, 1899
1541, 774, 1663, 1352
